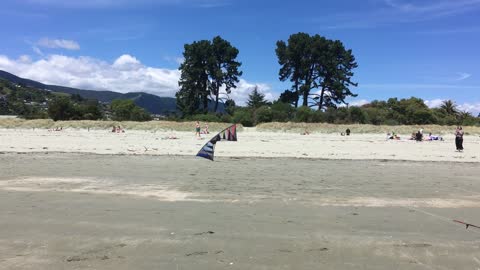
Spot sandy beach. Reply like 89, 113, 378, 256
0, 128, 479, 162
1, 128, 480, 269
1, 153, 480, 269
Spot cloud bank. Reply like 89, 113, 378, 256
0, 54, 274, 106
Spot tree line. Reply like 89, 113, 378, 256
0, 80, 151, 121
176, 32, 358, 115
176, 89, 479, 127
175, 32, 478, 126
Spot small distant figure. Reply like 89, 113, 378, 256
387, 132, 400, 140
301, 129, 310, 135
163, 134, 178, 140
114, 126, 125, 133
346, 128, 351, 136
202, 123, 209, 134
455, 126, 464, 152
426, 133, 443, 141
415, 130, 423, 142
195, 121, 201, 138
111, 126, 116, 133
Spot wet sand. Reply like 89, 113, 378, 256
1, 153, 480, 269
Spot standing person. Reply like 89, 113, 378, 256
195, 121, 201, 138
455, 126, 464, 152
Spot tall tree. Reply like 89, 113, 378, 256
176, 36, 242, 115
110, 99, 151, 121
177, 40, 212, 115
440, 100, 458, 116
276, 33, 311, 108
208, 36, 242, 112
246, 85, 267, 109
276, 33, 358, 110
313, 40, 358, 110
48, 96, 75, 121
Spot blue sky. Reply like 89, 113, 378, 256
0, 0, 479, 113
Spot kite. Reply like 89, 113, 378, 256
196, 124, 237, 161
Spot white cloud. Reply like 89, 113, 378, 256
37, 38, 80, 50
319, 0, 480, 29
424, 99, 445, 108
424, 99, 480, 116
222, 80, 276, 106
32, 46, 43, 56
112, 54, 142, 70
349, 99, 370, 107
18, 55, 32, 63
164, 56, 185, 65
455, 72, 471, 81
458, 103, 480, 116
0, 54, 273, 105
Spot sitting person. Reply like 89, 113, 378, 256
346, 128, 351, 136
415, 131, 423, 141
201, 124, 209, 134
387, 132, 400, 140
301, 129, 310, 135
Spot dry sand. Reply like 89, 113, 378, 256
1, 153, 480, 269
0, 128, 479, 162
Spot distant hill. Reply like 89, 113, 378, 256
0, 70, 179, 114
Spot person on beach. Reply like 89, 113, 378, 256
415, 130, 423, 142
203, 124, 209, 134
426, 133, 443, 141
195, 121, 201, 138
387, 132, 400, 140
346, 128, 351, 136
455, 126, 464, 151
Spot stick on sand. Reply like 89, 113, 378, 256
453, 220, 480, 229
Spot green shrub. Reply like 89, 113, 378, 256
294, 106, 314, 122
190, 113, 223, 122
254, 106, 273, 124
271, 102, 295, 122
311, 110, 325, 123
233, 109, 254, 127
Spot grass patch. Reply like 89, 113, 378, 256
256, 122, 480, 135
0, 119, 242, 132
